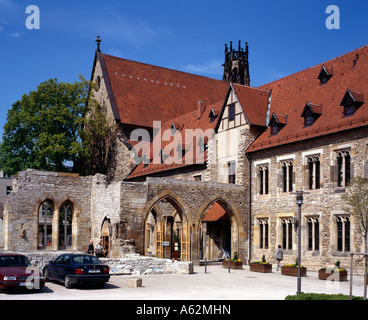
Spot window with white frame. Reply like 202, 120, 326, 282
228, 161, 236, 184
282, 218, 293, 250
307, 156, 320, 190
337, 150, 351, 187
307, 217, 320, 251
282, 161, 293, 193
258, 165, 269, 195
336, 215, 350, 252
259, 219, 269, 249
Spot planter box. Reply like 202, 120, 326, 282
250, 263, 273, 273
318, 269, 348, 281
222, 261, 243, 269
281, 266, 307, 277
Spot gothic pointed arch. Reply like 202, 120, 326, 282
196, 195, 243, 261
144, 189, 191, 260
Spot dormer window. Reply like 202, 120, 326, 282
271, 123, 279, 135
340, 89, 364, 117
209, 108, 218, 123
269, 113, 287, 135
318, 65, 333, 85
301, 102, 322, 127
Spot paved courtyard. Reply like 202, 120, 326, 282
0, 264, 366, 300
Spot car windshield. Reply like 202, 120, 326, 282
72, 255, 101, 265
0, 255, 31, 267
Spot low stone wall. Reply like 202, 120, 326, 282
4, 251, 194, 275
101, 254, 194, 275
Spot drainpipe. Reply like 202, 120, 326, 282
245, 152, 252, 265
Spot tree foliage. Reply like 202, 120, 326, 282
78, 97, 114, 176
342, 176, 368, 250
0, 76, 108, 176
342, 176, 368, 300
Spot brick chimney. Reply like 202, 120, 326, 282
198, 101, 205, 119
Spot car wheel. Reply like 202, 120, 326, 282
64, 275, 73, 289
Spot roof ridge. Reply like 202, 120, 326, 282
259, 44, 368, 88
232, 82, 270, 94
102, 53, 226, 84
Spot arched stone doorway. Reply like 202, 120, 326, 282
198, 198, 240, 262
101, 217, 112, 258
144, 191, 191, 261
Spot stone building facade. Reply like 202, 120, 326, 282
249, 128, 368, 269
3, 40, 368, 272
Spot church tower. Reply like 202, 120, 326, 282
222, 41, 250, 86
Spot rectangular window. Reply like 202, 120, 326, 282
228, 104, 235, 121
308, 156, 320, 190
307, 217, 319, 251
259, 219, 269, 249
282, 161, 293, 193
305, 115, 314, 126
259, 165, 269, 195
337, 216, 350, 252
228, 161, 236, 184
345, 104, 355, 117
6, 186, 12, 195
282, 218, 292, 250
271, 124, 279, 135
337, 150, 351, 187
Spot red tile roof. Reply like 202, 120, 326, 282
202, 202, 228, 222
125, 102, 221, 180
101, 54, 229, 128
247, 45, 368, 153
231, 83, 270, 126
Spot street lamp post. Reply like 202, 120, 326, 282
291, 190, 309, 295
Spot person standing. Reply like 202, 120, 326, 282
87, 241, 94, 255
95, 240, 103, 258
275, 245, 283, 271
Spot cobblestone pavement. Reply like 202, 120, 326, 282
0, 265, 366, 301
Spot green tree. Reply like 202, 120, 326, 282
0, 76, 90, 176
78, 97, 114, 176
342, 176, 368, 299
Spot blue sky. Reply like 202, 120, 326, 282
0, 0, 367, 137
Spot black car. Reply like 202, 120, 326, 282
43, 254, 110, 289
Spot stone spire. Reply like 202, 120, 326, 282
222, 41, 250, 86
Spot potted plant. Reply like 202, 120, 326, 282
281, 258, 307, 277
222, 251, 243, 269
250, 255, 273, 273
318, 260, 348, 281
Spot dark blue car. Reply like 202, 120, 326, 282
43, 254, 110, 289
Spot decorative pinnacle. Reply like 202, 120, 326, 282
95, 36, 102, 51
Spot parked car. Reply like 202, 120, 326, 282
43, 254, 110, 289
0, 253, 45, 291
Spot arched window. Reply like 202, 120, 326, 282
38, 200, 53, 249
59, 201, 73, 249
337, 216, 350, 252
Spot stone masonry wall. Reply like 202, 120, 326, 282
0, 251, 193, 275
250, 127, 368, 272
3, 170, 92, 253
